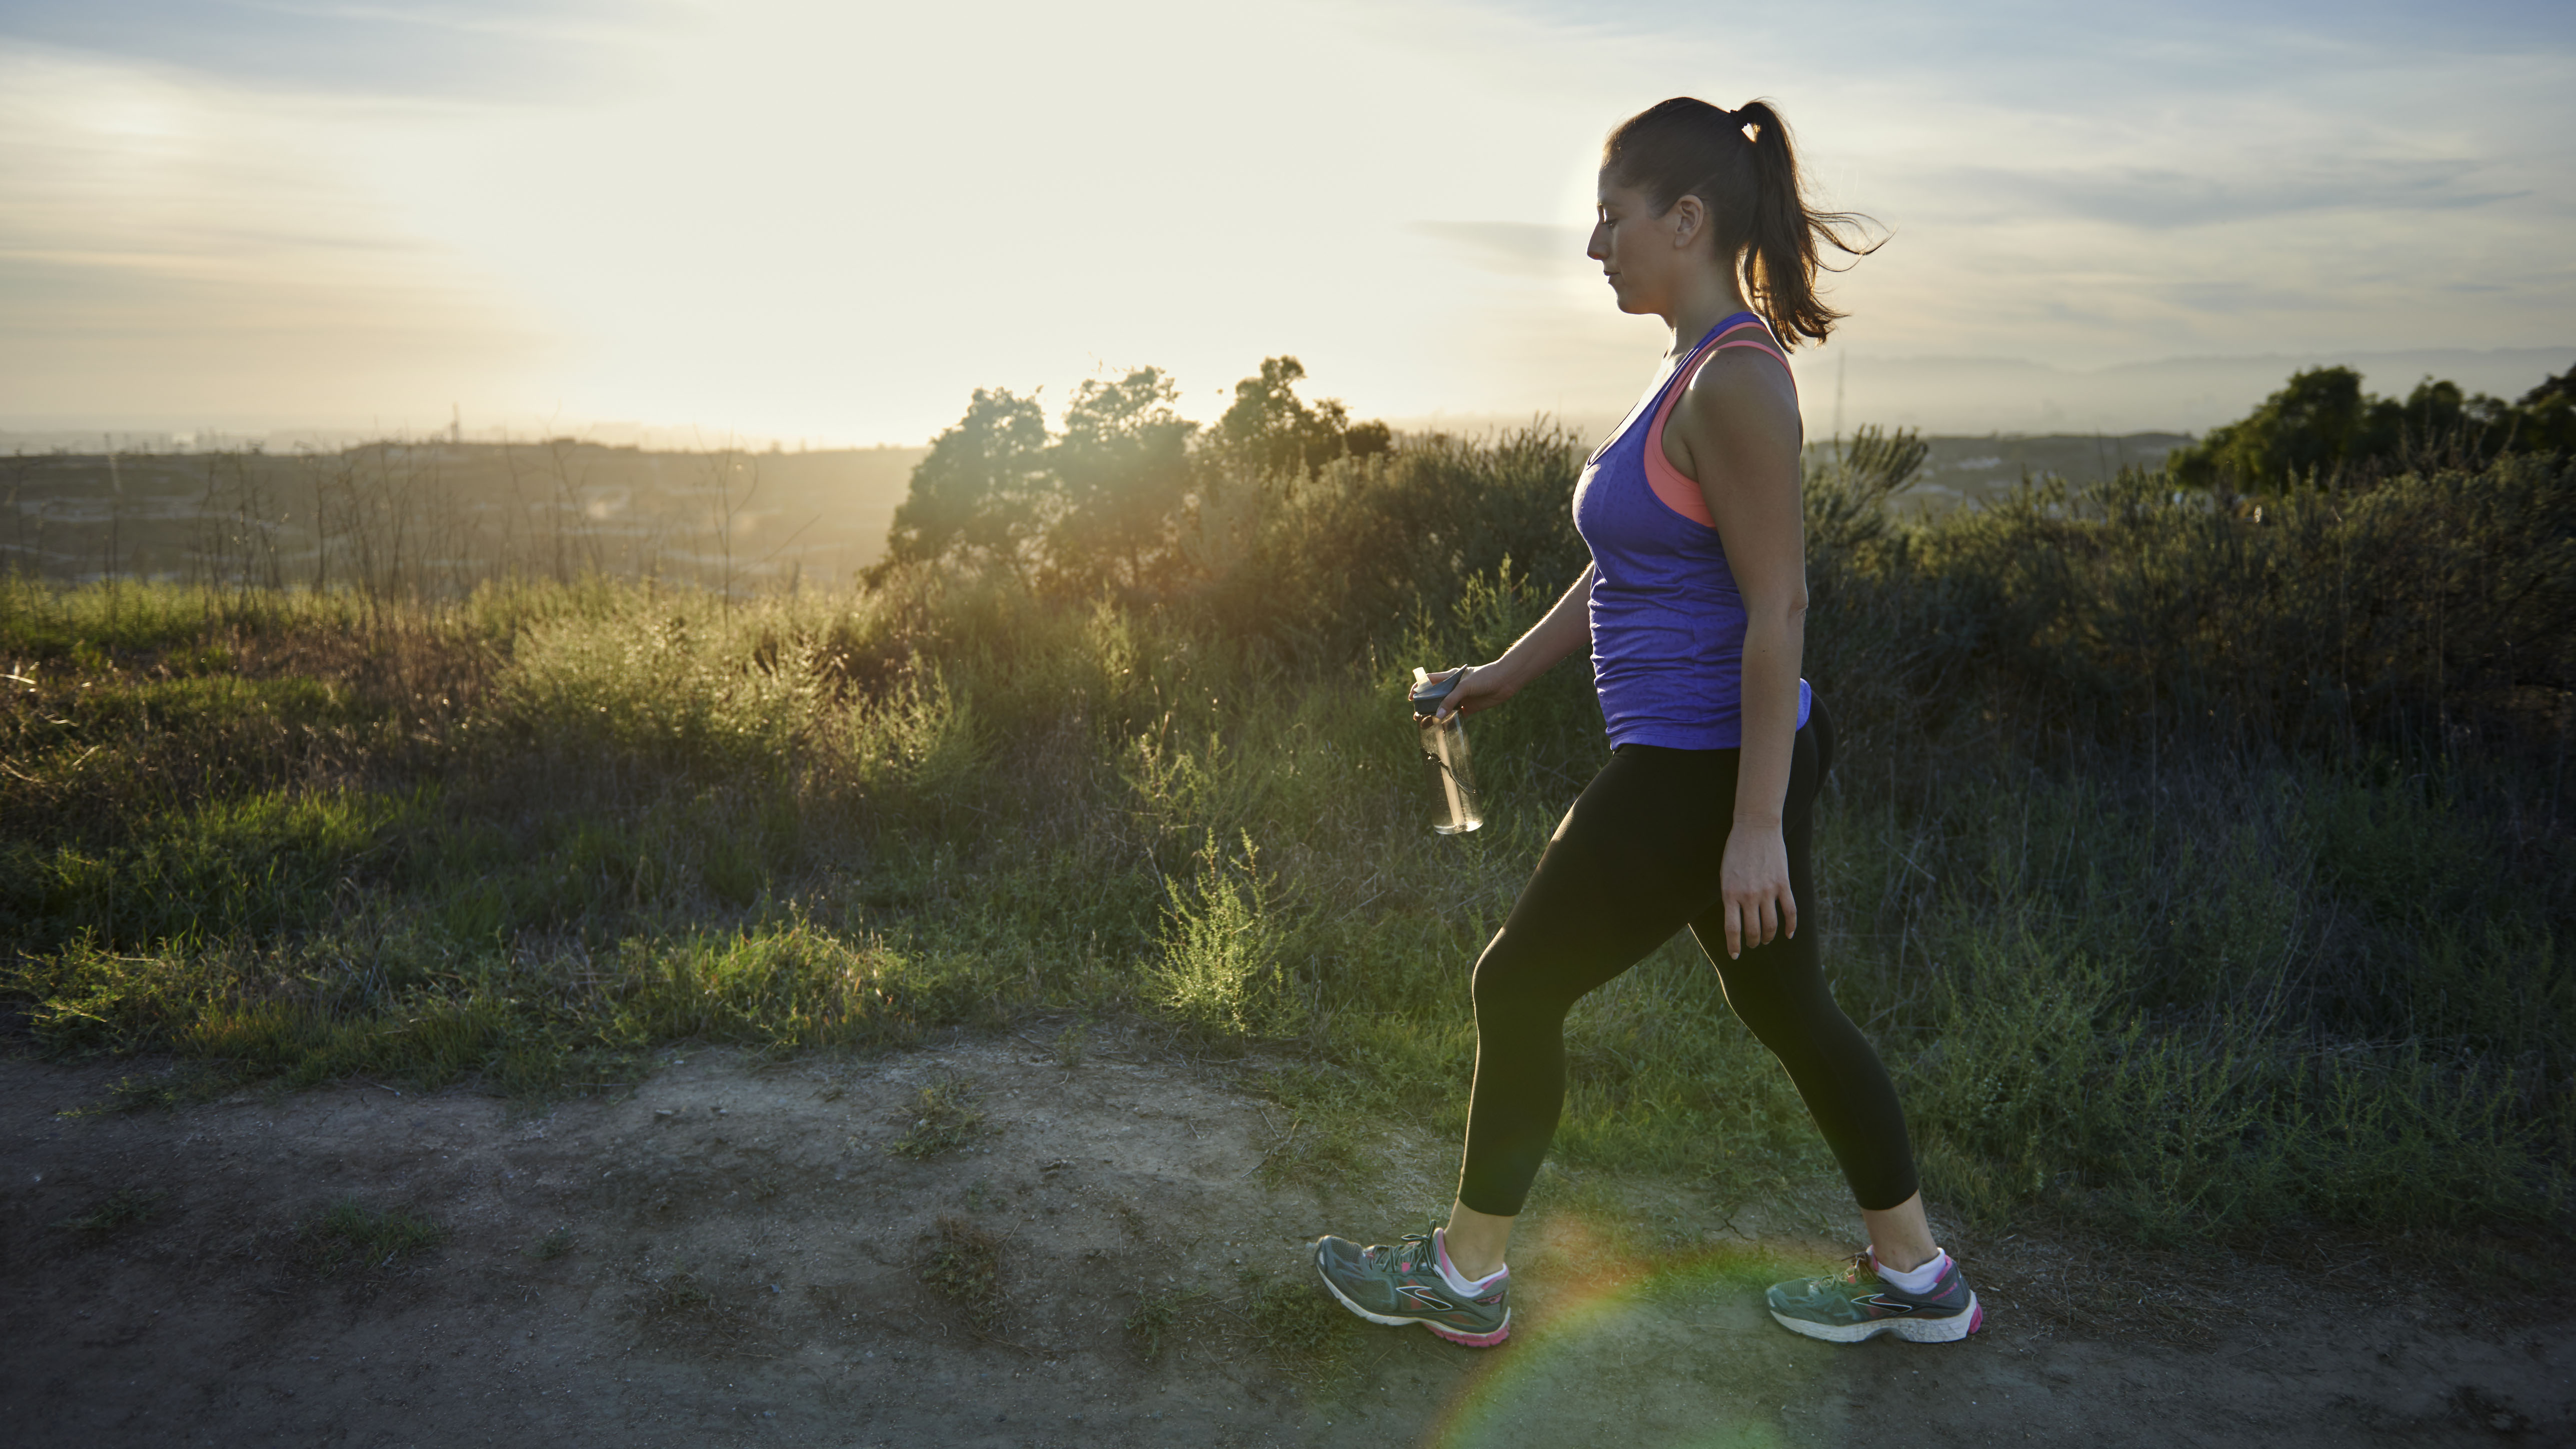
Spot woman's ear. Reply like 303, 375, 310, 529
1667, 194, 1706, 249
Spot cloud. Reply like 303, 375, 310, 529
1950, 158, 2537, 230
1488, 0, 2575, 63
0, 0, 668, 100
1, 0, 2570, 438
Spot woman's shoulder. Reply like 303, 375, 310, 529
1669, 342, 1801, 458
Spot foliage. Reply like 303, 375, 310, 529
1905, 453, 2576, 759
2, 388, 2569, 1249
881, 387, 1053, 576
1047, 367, 1199, 593
1210, 355, 1391, 475
2169, 362, 2576, 490
873, 356, 1389, 597
1152, 830, 1295, 1040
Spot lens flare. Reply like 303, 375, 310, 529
1407, 1214, 1841, 1449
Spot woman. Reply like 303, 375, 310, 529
1313, 97, 1979, 1348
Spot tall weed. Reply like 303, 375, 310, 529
1, 437, 2566, 1246
1151, 830, 1298, 1040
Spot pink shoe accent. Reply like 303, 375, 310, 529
1428, 1318, 1511, 1347
1968, 1302, 1985, 1334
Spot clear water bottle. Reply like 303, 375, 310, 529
1410, 667, 1483, 835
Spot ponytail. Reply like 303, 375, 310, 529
1602, 97, 1878, 348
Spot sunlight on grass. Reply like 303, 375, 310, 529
2, 438, 2568, 1250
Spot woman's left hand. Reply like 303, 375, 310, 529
1716, 819, 1795, 959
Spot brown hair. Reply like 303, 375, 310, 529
1603, 97, 1878, 349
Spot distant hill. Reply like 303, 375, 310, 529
4, 429, 2212, 591
1, 440, 927, 589
1838, 432, 2196, 513
1793, 347, 2573, 438
1386, 346, 2573, 444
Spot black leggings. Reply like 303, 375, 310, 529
1456, 697, 1920, 1216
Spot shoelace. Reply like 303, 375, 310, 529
1361, 1232, 1439, 1271
1810, 1250, 1873, 1290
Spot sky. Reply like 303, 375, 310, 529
2, 0, 2570, 445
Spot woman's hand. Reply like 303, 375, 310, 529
1716, 818, 1795, 959
1411, 564, 1596, 724
1413, 663, 1518, 724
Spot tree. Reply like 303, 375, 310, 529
2169, 363, 2564, 491
2169, 367, 2368, 489
877, 357, 1394, 592
2518, 363, 2576, 454
1211, 357, 1362, 476
1046, 367, 1198, 592
882, 388, 1051, 575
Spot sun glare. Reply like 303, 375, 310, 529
1, 0, 2566, 442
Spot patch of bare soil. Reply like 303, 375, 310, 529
3, 1027, 2566, 1448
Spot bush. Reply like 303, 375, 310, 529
1893, 453, 2576, 760
2168, 362, 2575, 490
1151, 830, 1297, 1040
1, 417, 2566, 1248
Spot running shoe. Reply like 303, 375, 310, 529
1765, 1249, 1984, 1343
1313, 1227, 1511, 1346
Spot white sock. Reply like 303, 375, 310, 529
1875, 1247, 1948, 1295
1433, 1229, 1507, 1295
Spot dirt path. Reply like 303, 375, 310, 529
3, 1031, 2564, 1447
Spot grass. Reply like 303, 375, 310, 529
302, 1198, 447, 1274
1121, 1271, 1355, 1377
1053, 1019, 1088, 1069
1124, 1288, 1186, 1364
52, 1188, 165, 1241
1, 436, 2568, 1255
1238, 1266, 1352, 1366
889, 1077, 987, 1159
920, 1214, 1006, 1330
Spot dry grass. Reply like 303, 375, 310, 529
301, 1199, 447, 1276
2, 435, 2568, 1261
920, 1214, 1006, 1331
50, 1188, 165, 1242
889, 1078, 987, 1159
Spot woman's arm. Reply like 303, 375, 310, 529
1666, 350, 1809, 957
1422, 563, 1595, 722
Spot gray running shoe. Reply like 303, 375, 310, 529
1766, 1249, 1984, 1343
1313, 1228, 1510, 1346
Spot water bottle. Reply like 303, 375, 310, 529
1410, 667, 1483, 835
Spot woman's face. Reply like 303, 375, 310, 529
1587, 168, 1705, 320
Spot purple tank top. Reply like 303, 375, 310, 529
1572, 311, 1811, 750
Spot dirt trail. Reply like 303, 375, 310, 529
3, 1031, 2565, 1448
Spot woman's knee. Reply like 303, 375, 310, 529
1470, 932, 1572, 1022
1719, 966, 1850, 1054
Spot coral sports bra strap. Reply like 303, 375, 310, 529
1640, 316, 1796, 526
1570, 309, 1814, 751
1705, 318, 1791, 368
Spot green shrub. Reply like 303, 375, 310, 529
1, 424, 2565, 1249
1151, 830, 1299, 1040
